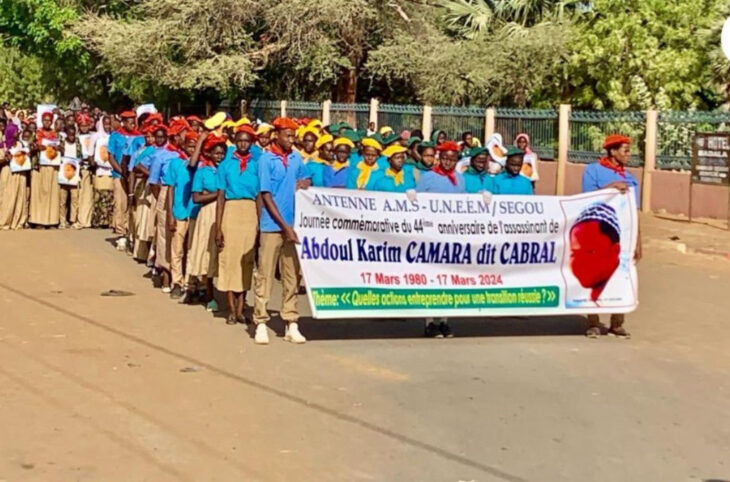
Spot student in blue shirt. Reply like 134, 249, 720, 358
323, 137, 353, 188
494, 147, 534, 195
346, 137, 384, 190
147, 124, 182, 293
107, 110, 140, 251
252, 118, 311, 345
163, 130, 197, 299
129, 126, 157, 263
214, 125, 261, 325
416, 141, 466, 194
307, 134, 334, 187
414, 140, 465, 339
180, 132, 221, 311
462, 146, 496, 195
370, 144, 416, 193
581, 134, 642, 339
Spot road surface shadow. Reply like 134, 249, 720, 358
265, 314, 589, 340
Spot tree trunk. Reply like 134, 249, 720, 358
335, 65, 358, 127
336, 66, 357, 104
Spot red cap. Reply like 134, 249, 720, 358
184, 130, 199, 142
436, 141, 460, 153
152, 124, 169, 135
602, 134, 631, 150
120, 111, 136, 119
76, 114, 92, 126
142, 113, 164, 127
186, 115, 203, 124
41, 112, 53, 121
203, 133, 227, 151
168, 123, 188, 136
235, 124, 258, 138
272, 117, 299, 131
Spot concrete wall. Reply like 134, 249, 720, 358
535, 160, 728, 220
651, 170, 729, 220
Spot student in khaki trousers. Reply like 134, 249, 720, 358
252, 117, 311, 345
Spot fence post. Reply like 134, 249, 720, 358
485, 108, 496, 142
322, 100, 332, 126
422, 104, 433, 141
642, 110, 658, 213
369, 98, 379, 130
280, 100, 287, 118
239, 100, 247, 119
556, 104, 571, 195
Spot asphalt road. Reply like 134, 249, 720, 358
0, 222, 728, 482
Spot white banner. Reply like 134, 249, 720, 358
295, 188, 638, 319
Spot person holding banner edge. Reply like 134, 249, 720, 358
580, 134, 642, 338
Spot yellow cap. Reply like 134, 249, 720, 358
307, 119, 323, 130
315, 134, 334, 149
361, 137, 383, 151
382, 144, 407, 158
379, 126, 394, 135
256, 123, 273, 135
233, 117, 251, 127
203, 112, 227, 130
298, 126, 320, 140
333, 137, 355, 149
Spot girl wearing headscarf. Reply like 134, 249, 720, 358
0, 139, 30, 230
255, 123, 273, 150
411, 141, 436, 183
307, 134, 334, 187
29, 123, 61, 228
297, 127, 319, 164
514, 133, 540, 182
346, 137, 383, 190
91, 116, 115, 228
216, 125, 261, 325
431, 129, 447, 146
59, 124, 83, 229
185, 133, 226, 310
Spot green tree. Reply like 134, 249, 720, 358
565, 0, 726, 110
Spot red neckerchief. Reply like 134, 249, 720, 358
116, 127, 142, 137
36, 128, 55, 143
233, 150, 251, 172
166, 143, 189, 160
433, 164, 457, 186
269, 142, 289, 168
198, 154, 216, 169
599, 157, 625, 178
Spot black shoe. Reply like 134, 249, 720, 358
439, 322, 454, 338
425, 322, 444, 338
180, 290, 198, 304
152, 274, 162, 289
170, 285, 183, 300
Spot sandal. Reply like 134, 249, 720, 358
585, 326, 601, 338
226, 315, 237, 325
608, 326, 631, 339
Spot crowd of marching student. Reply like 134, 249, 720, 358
0, 103, 639, 342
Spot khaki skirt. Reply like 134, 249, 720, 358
0, 166, 29, 230
29, 166, 60, 226
154, 186, 171, 271
186, 201, 218, 278
76, 170, 94, 228
134, 182, 154, 242
216, 199, 257, 292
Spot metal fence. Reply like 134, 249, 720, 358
249, 100, 280, 123
286, 101, 322, 121
495, 108, 558, 161
377, 104, 423, 134
330, 102, 370, 130
431, 106, 485, 143
569, 110, 646, 167
245, 99, 730, 171
657, 111, 730, 170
